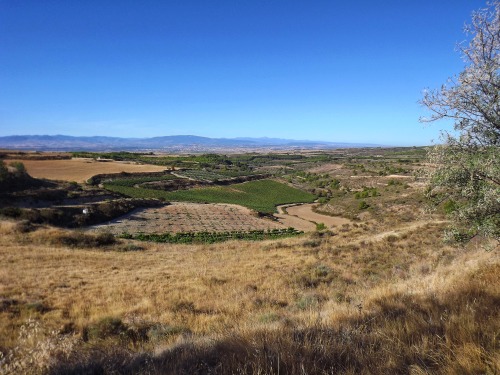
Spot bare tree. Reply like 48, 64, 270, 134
421, 1, 500, 243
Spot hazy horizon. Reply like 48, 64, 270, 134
1, 1, 484, 146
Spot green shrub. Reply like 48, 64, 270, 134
13, 220, 36, 233
51, 231, 116, 248
388, 179, 402, 186
84, 317, 127, 341
295, 264, 336, 288
258, 312, 281, 324
9, 161, 26, 174
443, 199, 457, 214
358, 201, 369, 210
147, 324, 189, 342
120, 228, 303, 244
296, 294, 321, 310
0, 160, 8, 180
0, 207, 22, 218
316, 222, 327, 231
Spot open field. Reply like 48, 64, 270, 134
90, 202, 286, 234
1, 147, 499, 373
0, 219, 498, 374
274, 204, 352, 232
105, 179, 316, 214
8, 158, 166, 182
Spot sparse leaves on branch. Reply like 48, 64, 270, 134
421, 1, 500, 243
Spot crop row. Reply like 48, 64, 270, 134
103, 179, 316, 213
175, 170, 227, 181
105, 175, 178, 187
119, 228, 303, 244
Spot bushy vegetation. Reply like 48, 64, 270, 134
0, 198, 161, 228
0, 161, 45, 192
1, 146, 496, 374
421, 1, 500, 243
48, 267, 499, 374
0, 160, 9, 180
46, 231, 117, 248
120, 228, 303, 244
354, 186, 379, 199
72, 152, 238, 171
2, 225, 496, 374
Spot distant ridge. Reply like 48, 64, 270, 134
0, 135, 380, 152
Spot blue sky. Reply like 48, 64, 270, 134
0, 0, 485, 145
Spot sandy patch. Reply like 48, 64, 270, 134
287, 204, 351, 228
275, 203, 351, 231
274, 212, 316, 232
8, 158, 166, 182
307, 163, 343, 174
384, 175, 414, 179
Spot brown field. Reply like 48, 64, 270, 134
90, 202, 285, 234
307, 162, 344, 174
0, 219, 498, 374
90, 202, 351, 235
7, 158, 166, 182
1, 148, 499, 373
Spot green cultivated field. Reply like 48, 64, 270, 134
175, 170, 227, 181
104, 179, 315, 213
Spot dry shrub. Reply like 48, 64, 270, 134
83, 317, 128, 341
1, 207, 496, 374
0, 319, 78, 375
41, 260, 499, 375
13, 220, 37, 234
294, 263, 337, 288
31, 228, 117, 248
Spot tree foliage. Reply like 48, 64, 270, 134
0, 160, 8, 181
421, 1, 500, 242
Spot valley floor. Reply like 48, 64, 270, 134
1, 148, 498, 374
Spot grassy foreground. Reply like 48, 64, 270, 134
104, 179, 316, 213
0, 220, 498, 374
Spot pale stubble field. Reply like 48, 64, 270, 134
7, 158, 166, 182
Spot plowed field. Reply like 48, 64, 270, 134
90, 202, 285, 234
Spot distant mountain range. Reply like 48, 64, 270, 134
0, 135, 380, 152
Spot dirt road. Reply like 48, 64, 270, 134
275, 203, 351, 231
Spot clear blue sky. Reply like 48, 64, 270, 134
0, 0, 486, 145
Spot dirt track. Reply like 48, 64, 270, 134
275, 211, 316, 231
275, 203, 351, 231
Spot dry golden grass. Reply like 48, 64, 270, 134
7, 158, 166, 183
0, 215, 498, 373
